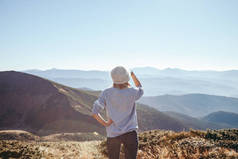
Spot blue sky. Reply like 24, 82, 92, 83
0, 0, 238, 71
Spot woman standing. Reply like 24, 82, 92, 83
92, 66, 143, 159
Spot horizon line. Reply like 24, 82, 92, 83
1, 66, 238, 72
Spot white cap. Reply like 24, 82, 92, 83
111, 66, 130, 84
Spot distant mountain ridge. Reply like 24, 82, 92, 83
164, 111, 229, 130
132, 67, 238, 78
23, 67, 238, 97
24, 67, 238, 79
24, 68, 109, 79
202, 111, 238, 128
139, 94, 238, 117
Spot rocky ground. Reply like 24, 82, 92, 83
0, 129, 238, 159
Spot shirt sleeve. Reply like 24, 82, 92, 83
92, 91, 106, 115
135, 87, 144, 101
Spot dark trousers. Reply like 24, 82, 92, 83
107, 130, 138, 159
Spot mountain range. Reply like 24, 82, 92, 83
23, 67, 238, 97
139, 94, 238, 117
0, 71, 193, 136
163, 111, 230, 130
1, 71, 237, 137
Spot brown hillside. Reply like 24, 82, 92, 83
0, 71, 104, 136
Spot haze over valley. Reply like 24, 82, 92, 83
24, 67, 238, 98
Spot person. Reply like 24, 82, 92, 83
92, 66, 144, 159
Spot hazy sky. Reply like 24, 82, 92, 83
1, 0, 238, 71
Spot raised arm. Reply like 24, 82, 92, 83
131, 71, 142, 88
131, 71, 144, 100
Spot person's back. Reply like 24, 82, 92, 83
92, 66, 143, 159
93, 86, 143, 137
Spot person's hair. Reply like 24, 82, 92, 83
113, 82, 131, 89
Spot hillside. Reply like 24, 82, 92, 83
0, 129, 237, 158
202, 111, 238, 128
136, 104, 187, 131
0, 71, 106, 136
164, 111, 229, 130
139, 94, 238, 117
0, 71, 191, 136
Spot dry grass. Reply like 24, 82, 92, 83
0, 130, 40, 141
41, 132, 105, 142
0, 140, 106, 159
37, 140, 105, 159
1, 129, 238, 159
0, 130, 106, 159
100, 129, 238, 159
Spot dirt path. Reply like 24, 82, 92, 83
36, 140, 106, 159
